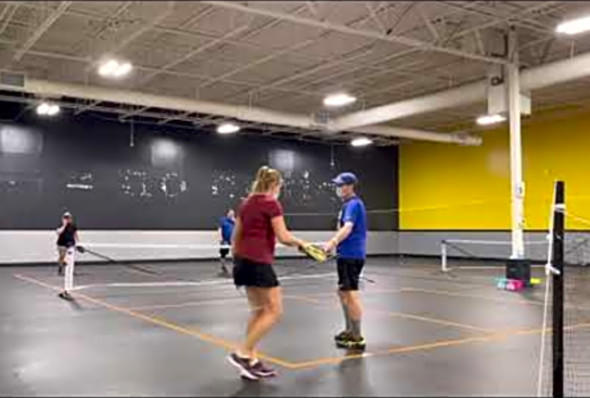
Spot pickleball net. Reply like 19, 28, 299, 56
537, 181, 590, 397
60, 240, 339, 296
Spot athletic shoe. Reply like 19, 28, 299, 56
337, 336, 366, 350
58, 291, 73, 301
334, 330, 352, 343
251, 360, 277, 378
227, 352, 259, 381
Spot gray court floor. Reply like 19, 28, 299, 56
0, 257, 567, 396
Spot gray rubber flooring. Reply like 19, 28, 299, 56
0, 256, 579, 396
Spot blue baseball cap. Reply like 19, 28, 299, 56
332, 172, 358, 186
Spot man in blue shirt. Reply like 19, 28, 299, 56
218, 209, 235, 277
324, 172, 367, 350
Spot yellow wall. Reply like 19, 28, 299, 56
400, 110, 590, 230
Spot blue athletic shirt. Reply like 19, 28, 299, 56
337, 196, 367, 259
219, 216, 235, 244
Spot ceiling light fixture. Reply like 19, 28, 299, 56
351, 137, 373, 147
36, 102, 60, 116
98, 59, 133, 78
476, 114, 506, 126
217, 122, 240, 134
323, 92, 357, 107
556, 15, 590, 35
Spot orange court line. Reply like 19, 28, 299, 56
400, 287, 546, 307
290, 322, 590, 370
402, 286, 590, 312
18, 273, 590, 373
127, 297, 248, 311
290, 334, 494, 370
285, 292, 492, 334
13, 273, 296, 369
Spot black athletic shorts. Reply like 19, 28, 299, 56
219, 248, 230, 258
337, 258, 365, 291
233, 256, 280, 288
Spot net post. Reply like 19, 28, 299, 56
441, 240, 448, 272
552, 180, 565, 398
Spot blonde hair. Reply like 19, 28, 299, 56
251, 166, 282, 194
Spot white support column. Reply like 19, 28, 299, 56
441, 240, 449, 272
506, 28, 525, 259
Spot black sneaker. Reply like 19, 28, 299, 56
227, 352, 259, 381
251, 360, 277, 378
334, 330, 352, 343
337, 335, 366, 350
58, 291, 73, 301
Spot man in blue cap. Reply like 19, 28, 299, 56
217, 209, 235, 277
324, 172, 367, 350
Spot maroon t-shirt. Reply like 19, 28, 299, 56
235, 193, 283, 265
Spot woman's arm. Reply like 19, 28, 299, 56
271, 216, 304, 248
231, 218, 242, 254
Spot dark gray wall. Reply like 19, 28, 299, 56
0, 108, 398, 230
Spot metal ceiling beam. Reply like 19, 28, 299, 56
227, 3, 497, 106
209, 3, 396, 100
440, 1, 561, 44
105, 1, 176, 59
202, 1, 507, 65
0, 3, 13, 24
0, 41, 325, 99
197, 36, 318, 90
137, 24, 250, 87
331, 50, 590, 131
74, 2, 176, 115
418, 5, 439, 41
364, 3, 386, 33
12, 1, 71, 62
8, 1, 438, 80
251, 53, 454, 107
0, 3, 19, 38
113, 24, 251, 119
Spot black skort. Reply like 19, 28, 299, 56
233, 256, 280, 288
337, 258, 365, 291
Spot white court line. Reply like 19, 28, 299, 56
449, 265, 546, 270
71, 272, 336, 291
444, 239, 548, 246
79, 242, 323, 250
81, 243, 230, 250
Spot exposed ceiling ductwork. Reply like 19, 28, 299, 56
0, 76, 482, 146
330, 51, 590, 132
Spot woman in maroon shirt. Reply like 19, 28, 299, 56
227, 166, 305, 381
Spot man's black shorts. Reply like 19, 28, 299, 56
337, 258, 365, 291
233, 256, 280, 288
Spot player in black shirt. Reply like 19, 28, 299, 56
56, 212, 78, 277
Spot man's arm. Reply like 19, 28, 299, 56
324, 202, 358, 253
325, 222, 353, 253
